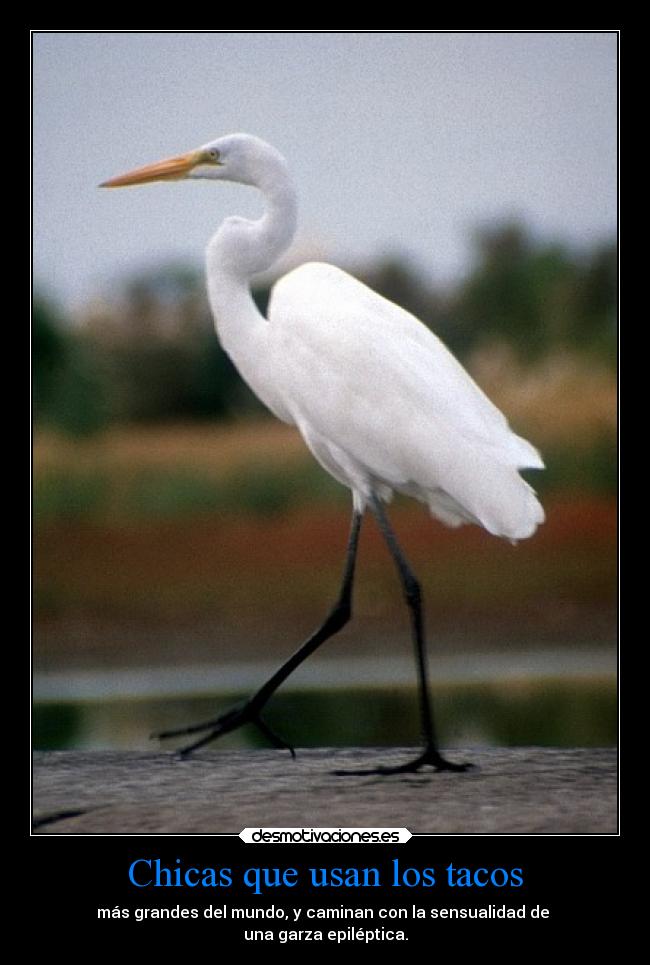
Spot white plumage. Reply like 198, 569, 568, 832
266, 261, 544, 539
102, 131, 544, 772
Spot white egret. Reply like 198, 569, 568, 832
101, 133, 544, 774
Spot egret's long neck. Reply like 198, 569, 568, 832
206, 165, 296, 337
205, 160, 297, 417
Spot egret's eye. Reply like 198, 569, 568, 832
207, 148, 221, 164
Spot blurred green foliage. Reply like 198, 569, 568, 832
33, 221, 616, 437
451, 224, 617, 360
525, 434, 617, 497
34, 297, 109, 435
34, 460, 345, 521
35, 436, 616, 523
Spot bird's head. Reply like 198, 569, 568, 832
100, 133, 285, 190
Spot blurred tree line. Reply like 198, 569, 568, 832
34, 221, 616, 436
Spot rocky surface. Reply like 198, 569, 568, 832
33, 747, 617, 835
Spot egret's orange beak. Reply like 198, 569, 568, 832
99, 150, 204, 188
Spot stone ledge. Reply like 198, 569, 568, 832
33, 747, 617, 835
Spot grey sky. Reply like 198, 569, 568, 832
33, 31, 617, 308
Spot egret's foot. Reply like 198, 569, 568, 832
152, 702, 296, 760
334, 748, 473, 777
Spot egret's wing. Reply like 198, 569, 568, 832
271, 263, 539, 459
268, 262, 544, 539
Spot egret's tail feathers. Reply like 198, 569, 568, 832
426, 466, 544, 541
510, 433, 545, 471
426, 489, 472, 528
475, 475, 545, 541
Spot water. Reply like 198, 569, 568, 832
33, 676, 616, 751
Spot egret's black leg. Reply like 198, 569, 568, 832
338, 494, 471, 776
154, 509, 363, 757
